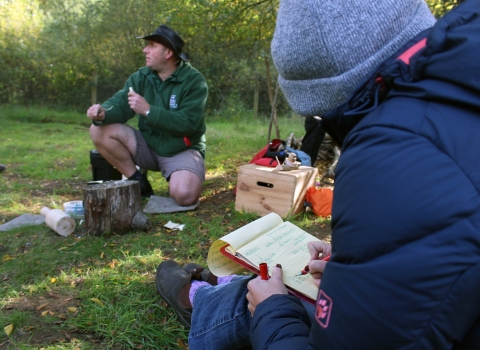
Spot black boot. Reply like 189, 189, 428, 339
129, 170, 154, 198
138, 174, 154, 198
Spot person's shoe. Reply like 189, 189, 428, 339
0, 164, 6, 173
183, 263, 218, 285
133, 174, 154, 198
155, 260, 192, 328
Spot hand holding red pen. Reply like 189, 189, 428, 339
304, 241, 332, 287
247, 265, 288, 316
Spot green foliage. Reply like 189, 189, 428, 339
0, 0, 279, 114
426, 0, 461, 17
0, 0, 462, 114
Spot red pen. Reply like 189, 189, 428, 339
259, 262, 269, 280
296, 253, 331, 276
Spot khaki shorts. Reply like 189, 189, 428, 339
131, 127, 205, 182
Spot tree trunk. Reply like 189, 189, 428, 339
267, 81, 280, 142
83, 180, 150, 236
265, 58, 280, 142
91, 72, 98, 105
253, 77, 259, 118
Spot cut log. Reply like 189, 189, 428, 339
83, 180, 151, 236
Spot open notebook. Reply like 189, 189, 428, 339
207, 212, 322, 304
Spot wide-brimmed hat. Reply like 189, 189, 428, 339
137, 25, 191, 62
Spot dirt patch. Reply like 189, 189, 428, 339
1, 291, 102, 349
3, 290, 80, 313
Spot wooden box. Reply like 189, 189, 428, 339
235, 164, 318, 217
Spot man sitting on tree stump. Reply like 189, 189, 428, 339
86, 25, 208, 205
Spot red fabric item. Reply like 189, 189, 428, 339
249, 145, 269, 164
250, 144, 281, 167
254, 158, 279, 167
306, 187, 333, 217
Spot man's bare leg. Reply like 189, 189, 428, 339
169, 170, 203, 206
89, 124, 138, 178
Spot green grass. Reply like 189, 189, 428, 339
0, 105, 331, 349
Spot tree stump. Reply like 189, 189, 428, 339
83, 180, 151, 236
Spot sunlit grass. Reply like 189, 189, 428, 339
0, 105, 329, 349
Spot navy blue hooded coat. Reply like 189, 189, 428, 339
250, 1, 480, 349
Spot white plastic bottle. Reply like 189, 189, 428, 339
40, 207, 76, 236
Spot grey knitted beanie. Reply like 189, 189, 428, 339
271, 0, 436, 117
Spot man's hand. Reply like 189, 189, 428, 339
86, 104, 105, 121
246, 266, 288, 316
307, 241, 332, 287
128, 90, 150, 116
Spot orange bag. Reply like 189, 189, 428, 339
305, 187, 333, 217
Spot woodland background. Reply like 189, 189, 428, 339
0, 0, 462, 117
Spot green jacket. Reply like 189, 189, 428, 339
95, 61, 208, 159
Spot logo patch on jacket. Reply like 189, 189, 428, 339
169, 95, 178, 109
316, 290, 332, 328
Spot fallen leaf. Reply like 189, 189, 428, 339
41, 310, 49, 316
100, 252, 105, 259
50, 278, 57, 283
36, 303, 49, 311
108, 259, 119, 268
90, 298, 104, 306
4, 324, 14, 336
67, 307, 77, 313
177, 338, 187, 349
